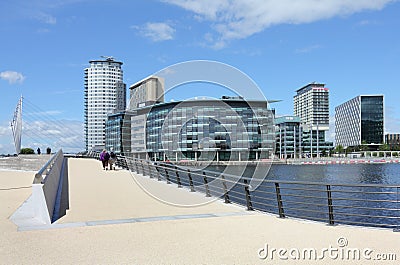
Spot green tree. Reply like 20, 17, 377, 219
360, 140, 369, 152
379, 144, 390, 151
335, 145, 344, 155
20, 148, 34, 154
321, 149, 327, 157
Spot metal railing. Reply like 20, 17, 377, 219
82, 153, 400, 230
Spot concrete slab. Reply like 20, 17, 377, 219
1, 158, 399, 264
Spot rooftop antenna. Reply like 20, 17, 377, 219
100, 56, 115, 61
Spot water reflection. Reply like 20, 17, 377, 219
203, 163, 400, 228
259, 164, 400, 185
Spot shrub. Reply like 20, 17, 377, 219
20, 148, 34, 154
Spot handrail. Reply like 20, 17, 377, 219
79, 153, 400, 230
33, 149, 63, 184
13, 149, 69, 226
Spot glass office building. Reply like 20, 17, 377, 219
335, 95, 384, 147
275, 116, 301, 159
105, 111, 131, 155
123, 98, 275, 161
275, 116, 333, 159
361, 96, 384, 145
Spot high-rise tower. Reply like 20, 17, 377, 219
293, 82, 332, 157
84, 57, 126, 151
294, 82, 329, 130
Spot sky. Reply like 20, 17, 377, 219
1, 0, 400, 154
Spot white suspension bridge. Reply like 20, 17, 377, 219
10, 96, 84, 155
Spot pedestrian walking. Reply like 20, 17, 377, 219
100, 149, 110, 170
109, 149, 116, 170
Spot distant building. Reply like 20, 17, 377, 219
129, 76, 164, 109
275, 116, 301, 159
300, 124, 333, 157
275, 115, 333, 159
335, 95, 384, 148
84, 57, 126, 151
385, 134, 400, 150
294, 82, 329, 131
293, 83, 332, 157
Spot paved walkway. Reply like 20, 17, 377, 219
1, 158, 399, 264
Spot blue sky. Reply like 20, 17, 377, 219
1, 0, 400, 154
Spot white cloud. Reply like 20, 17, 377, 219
164, 0, 395, 48
0, 71, 26, 84
21, 119, 84, 153
35, 12, 57, 24
25, 110, 62, 116
134, 22, 176, 42
0, 126, 10, 137
357, 20, 379, 26
295, 44, 322, 54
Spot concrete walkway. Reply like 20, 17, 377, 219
1, 158, 399, 264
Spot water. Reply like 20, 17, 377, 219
158, 163, 400, 228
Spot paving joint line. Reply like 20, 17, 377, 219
17, 211, 254, 232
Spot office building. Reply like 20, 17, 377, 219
385, 134, 400, 150
84, 57, 126, 151
335, 95, 384, 147
275, 116, 301, 159
294, 82, 329, 130
293, 83, 332, 156
123, 97, 275, 161
105, 111, 132, 155
129, 76, 164, 109
275, 116, 333, 159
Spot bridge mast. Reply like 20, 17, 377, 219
11, 96, 23, 155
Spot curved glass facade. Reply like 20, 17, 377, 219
127, 99, 275, 161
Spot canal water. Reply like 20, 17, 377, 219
161, 163, 400, 228
212, 163, 400, 184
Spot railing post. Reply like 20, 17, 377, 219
203, 171, 211, 197
244, 179, 253, 210
155, 163, 161, 181
148, 161, 153, 178
141, 161, 146, 176
122, 156, 129, 170
165, 165, 171, 184
127, 158, 133, 172
187, 169, 195, 192
134, 159, 139, 174
396, 187, 400, 232
326, 185, 335, 225
221, 174, 230, 203
274, 183, 285, 218
175, 166, 182, 188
